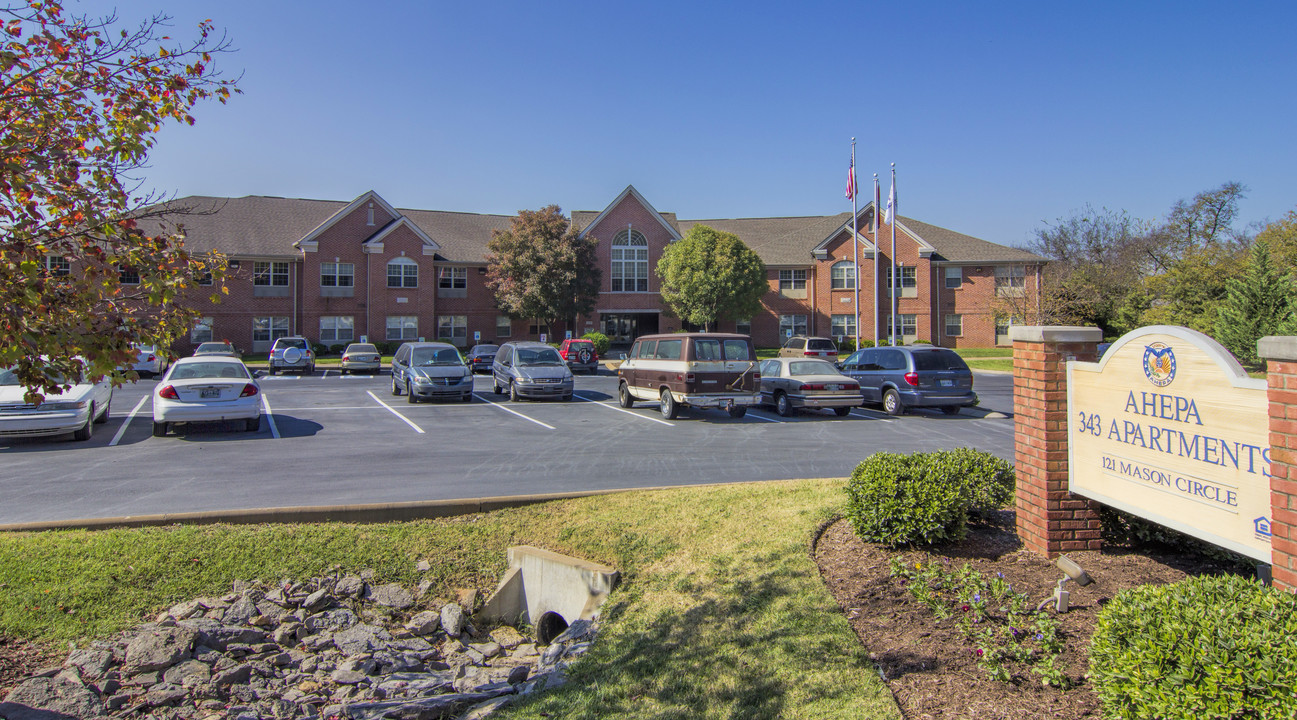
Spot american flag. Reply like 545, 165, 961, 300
845, 157, 856, 201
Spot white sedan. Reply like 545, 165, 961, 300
0, 362, 113, 441
153, 356, 262, 436
127, 343, 168, 378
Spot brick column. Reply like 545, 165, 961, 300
1260, 336, 1297, 591
1010, 326, 1104, 558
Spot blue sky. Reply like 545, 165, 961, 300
76, 1, 1296, 247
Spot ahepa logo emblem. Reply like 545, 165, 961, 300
1143, 342, 1176, 387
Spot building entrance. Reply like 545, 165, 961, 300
601, 313, 660, 346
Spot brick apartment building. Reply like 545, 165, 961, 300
149, 185, 1044, 353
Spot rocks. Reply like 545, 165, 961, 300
5, 572, 601, 720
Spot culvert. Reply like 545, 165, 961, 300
477, 545, 620, 641
536, 610, 569, 645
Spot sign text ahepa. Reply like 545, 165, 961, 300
1067, 326, 1271, 562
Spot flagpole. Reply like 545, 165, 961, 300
890, 163, 897, 347
873, 173, 880, 347
850, 139, 859, 352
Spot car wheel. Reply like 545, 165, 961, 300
728, 406, 747, 419
941, 405, 962, 416
152, 421, 167, 437
95, 394, 111, 424
407, 382, 418, 403
392, 377, 402, 396
493, 378, 503, 395
659, 389, 678, 420
775, 392, 793, 417
883, 389, 904, 416
463, 392, 473, 402
618, 382, 635, 408
834, 406, 852, 417
562, 392, 573, 401
73, 406, 94, 441
509, 381, 520, 402
268, 366, 278, 376
245, 416, 261, 432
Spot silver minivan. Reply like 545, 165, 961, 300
491, 341, 574, 401
390, 342, 474, 403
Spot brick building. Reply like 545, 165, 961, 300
151, 186, 1044, 352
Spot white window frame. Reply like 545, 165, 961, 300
190, 317, 214, 343
735, 318, 752, 336
779, 314, 808, 338
496, 315, 512, 338
321, 262, 355, 288
887, 314, 917, 338
387, 316, 418, 341
387, 257, 418, 288
778, 269, 808, 291
945, 314, 963, 337
944, 266, 963, 289
253, 316, 290, 343
253, 261, 289, 287
320, 316, 355, 343
885, 266, 917, 297
831, 314, 856, 339
118, 266, 140, 285
830, 261, 856, 290
437, 315, 467, 342
995, 265, 1026, 296
610, 229, 649, 292
44, 256, 70, 277
438, 266, 467, 289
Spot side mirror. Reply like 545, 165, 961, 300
618, 352, 628, 360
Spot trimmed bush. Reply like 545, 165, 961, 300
844, 449, 1015, 547
582, 331, 610, 356
1090, 574, 1297, 719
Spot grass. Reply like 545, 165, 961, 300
0, 480, 900, 720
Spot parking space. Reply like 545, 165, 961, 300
0, 369, 1016, 524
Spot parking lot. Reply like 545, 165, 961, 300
0, 369, 1016, 525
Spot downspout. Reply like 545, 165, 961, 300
366, 251, 371, 343
292, 259, 298, 336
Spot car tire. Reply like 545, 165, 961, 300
941, 405, 962, 416
834, 406, 852, 417
728, 406, 747, 419
562, 392, 572, 401
407, 382, 418, 403
268, 366, 278, 376
883, 388, 904, 416
152, 421, 167, 437
618, 382, 635, 408
95, 394, 111, 424
73, 406, 94, 441
245, 416, 260, 432
659, 389, 678, 420
392, 377, 402, 396
509, 381, 520, 402
463, 392, 473, 402
775, 392, 793, 417
493, 377, 503, 395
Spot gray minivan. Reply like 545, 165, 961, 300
492, 341, 574, 401
839, 345, 977, 415
390, 342, 474, 403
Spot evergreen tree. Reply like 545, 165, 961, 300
1215, 240, 1297, 367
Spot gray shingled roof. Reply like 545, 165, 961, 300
146, 195, 1042, 267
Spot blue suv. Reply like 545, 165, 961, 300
839, 345, 977, 415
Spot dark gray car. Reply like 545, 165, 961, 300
492, 341, 574, 401
839, 345, 977, 415
390, 342, 474, 403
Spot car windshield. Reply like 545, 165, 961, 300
411, 348, 463, 366
347, 344, 378, 354
473, 345, 499, 354
789, 360, 839, 376
135, 344, 157, 353
568, 341, 593, 350
277, 339, 307, 350
517, 347, 563, 366
807, 339, 837, 351
170, 362, 248, 380
911, 350, 970, 372
196, 343, 232, 353
0, 367, 19, 386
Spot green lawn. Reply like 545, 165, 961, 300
0, 480, 900, 720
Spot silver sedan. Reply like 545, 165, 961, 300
758, 358, 863, 417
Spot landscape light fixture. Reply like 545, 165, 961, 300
1037, 554, 1093, 613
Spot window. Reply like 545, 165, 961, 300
320, 316, 354, 343
438, 266, 467, 289
885, 266, 917, 297
944, 266, 963, 289
945, 314, 963, 337
655, 339, 682, 360
610, 229, 649, 292
437, 315, 467, 342
253, 261, 289, 287
779, 314, 808, 339
118, 267, 139, 285
44, 256, 70, 277
995, 313, 1021, 344
831, 314, 857, 339
528, 320, 544, 335
252, 316, 289, 343
191, 317, 213, 343
496, 315, 512, 338
321, 262, 354, 288
735, 318, 751, 336
778, 269, 807, 291
995, 265, 1026, 296
887, 314, 917, 338
387, 258, 418, 288
193, 267, 213, 285
830, 261, 856, 290
387, 316, 418, 341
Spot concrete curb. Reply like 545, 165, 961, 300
0, 479, 818, 533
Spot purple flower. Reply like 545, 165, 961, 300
975, 648, 984, 657
973, 593, 981, 602
961, 604, 971, 612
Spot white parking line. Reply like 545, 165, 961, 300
849, 409, 893, 422
321, 370, 330, 379
572, 393, 675, 427
472, 393, 556, 430
365, 390, 425, 434
261, 394, 281, 439
109, 395, 150, 446
748, 412, 784, 423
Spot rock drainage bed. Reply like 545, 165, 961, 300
0, 571, 598, 720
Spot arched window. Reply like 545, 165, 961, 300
611, 229, 648, 292
387, 257, 418, 288
830, 261, 856, 290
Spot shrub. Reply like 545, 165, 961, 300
1099, 506, 1253, 573
582, 331, 610, 356
1090, 574, 1297, 719
844, 449, 1014, 547
310, 342, 331, 357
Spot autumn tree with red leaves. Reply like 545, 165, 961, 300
1, 1, 239, 401
485, 206, 600, 339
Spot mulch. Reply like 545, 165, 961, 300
813, 511, 1245, 719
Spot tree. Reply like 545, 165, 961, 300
1137, 182, 1248, 273
485, 206, 600, 337
1, 2, 239, 402
1255, 209, 1297, 274
1214, 239, 1297, 367
657, 224, 766, 331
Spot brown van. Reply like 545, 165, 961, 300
616, 333, 760, 419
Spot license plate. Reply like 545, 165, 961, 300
940, 379, 953, 387
826, 384, 840, 391
200, 388, 220, 398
